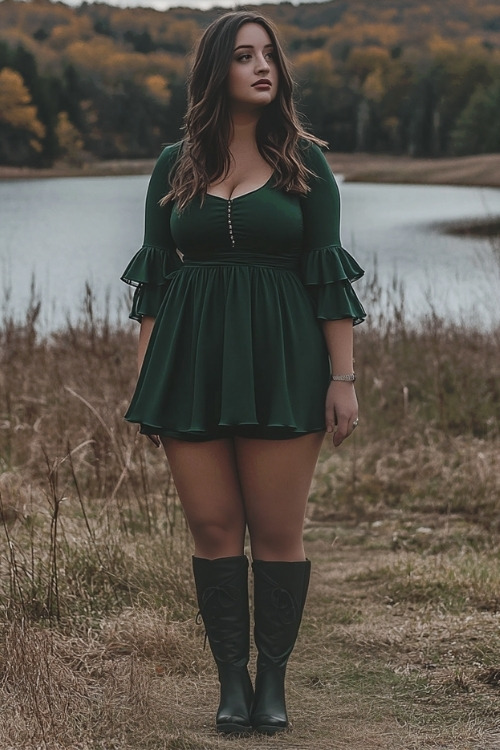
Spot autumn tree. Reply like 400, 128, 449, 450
55, 111, 84, 164
294, 49, 343, 143
0, 67, 45, 164
422, 40, 497, 155
450, 79, 500, 154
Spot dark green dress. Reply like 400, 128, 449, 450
121, 141, 366, 441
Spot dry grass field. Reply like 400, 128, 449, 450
328, 153, 500, 189
1, 272, 500, 749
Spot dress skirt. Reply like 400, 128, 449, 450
125, 253, 331, 440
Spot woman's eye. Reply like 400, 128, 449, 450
234, 50, 274, 63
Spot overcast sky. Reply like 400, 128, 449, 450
63, 0, 299, 10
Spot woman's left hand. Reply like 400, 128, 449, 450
325, 381, 359, 447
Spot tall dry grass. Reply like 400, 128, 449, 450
0, 285, 190, 626
0, 269, 499, 747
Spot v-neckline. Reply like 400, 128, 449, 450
206, 175, 274, 202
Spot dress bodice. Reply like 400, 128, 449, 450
171, 183, 303, 259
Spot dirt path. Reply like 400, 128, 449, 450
141, 518, 500, 750
1, 513, 499, 749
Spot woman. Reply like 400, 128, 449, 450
121, 11, 365, 736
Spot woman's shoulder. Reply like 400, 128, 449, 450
155, 141, 184, 170
297, 138, 329, 170
149, 141, 184, 190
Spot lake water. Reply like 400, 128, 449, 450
1, 174, 499, 331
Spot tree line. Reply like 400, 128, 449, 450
0, 0, 499, 166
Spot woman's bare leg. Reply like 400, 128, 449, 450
161, 437, 246, 559
162, 437, 253, 733
234, 432, 324, 733
234, 433, 324, 561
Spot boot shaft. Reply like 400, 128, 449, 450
192, 556, 254, 734
252, 559, 311, 668
192, 555, 250, 667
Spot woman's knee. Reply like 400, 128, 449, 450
248, 525, 305, 560
189, 517, 246, 558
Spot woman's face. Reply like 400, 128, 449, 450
227, 23, 278, 113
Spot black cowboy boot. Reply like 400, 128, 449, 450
251, 559, 311, 734
192, 555, 254, 735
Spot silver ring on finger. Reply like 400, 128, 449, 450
352, 419, 359, 430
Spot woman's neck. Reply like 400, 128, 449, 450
229, 111, 260, 147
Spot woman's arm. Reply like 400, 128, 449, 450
121, 144, 183, 322
322, 318, 358, 447
138, 316, 155, 375
297, 144, 364, 446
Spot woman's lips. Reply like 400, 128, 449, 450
252, 79, 272, 88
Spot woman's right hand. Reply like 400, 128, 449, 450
325, 381, 358, 448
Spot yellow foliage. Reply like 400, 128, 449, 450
49, 17, 94, 52
378, 9, 398, 23
328, 17, 366, 46
155, 19, 199, 48
103, 51, 150, 79
481, 4, 500, 21
428, 34, 457, 56
1, 1, 73, 39
347, 46, 391, 79
295, 49, 335, 74
408, 3, 431, 14
144, 74, 170, 105
0, 28, 39, 56
107, 9, 199, 50
464, 35, 487, 52
362, 68, 385, 103
359, 23, 401, 47
295, 49, 340, 92
28, 138, 42, 152
326, 16, 401, 48
56, 112, 83, 163
446, 20, 470, 35
80, 100, 99, 127
65, 38, 118, 73
148, 52, 187, 80
0, 68, 45, 140
64, 38, 186, 86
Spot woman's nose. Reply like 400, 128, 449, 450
255, 55, 270, 74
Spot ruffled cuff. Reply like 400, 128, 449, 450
307, 280, 366, 324
300, 244, 364, 286
128, 284, 169, 322
121, 244, 182, 287
301, 245, 366, 324
122, 244, 182, 321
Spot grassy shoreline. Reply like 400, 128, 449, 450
2, 152, 500, 188
329, 151, 500, 189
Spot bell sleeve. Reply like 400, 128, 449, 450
121, 143, 183, 321
299, 142, 366, 325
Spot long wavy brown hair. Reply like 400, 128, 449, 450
162, 11, 325, 210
